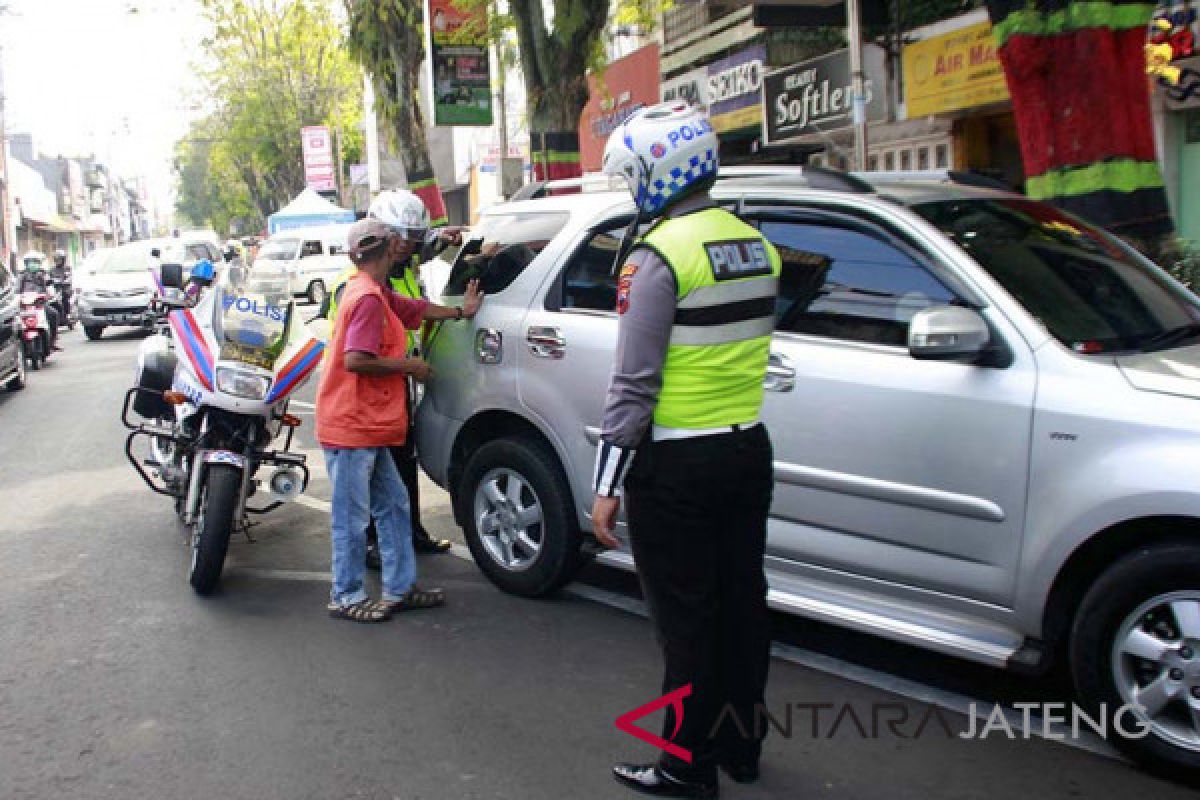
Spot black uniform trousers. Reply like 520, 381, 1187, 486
624, 423, 774, 781
367, 383, 425, 543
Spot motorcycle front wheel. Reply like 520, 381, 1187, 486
189, 463, 240, 595
25, 339, 41, 371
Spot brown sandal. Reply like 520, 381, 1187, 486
380, 586, 446, 613
327, 599, 392, 623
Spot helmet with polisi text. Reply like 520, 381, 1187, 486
602, 102, 719, 217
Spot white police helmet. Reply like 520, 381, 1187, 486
602, 102, 719, 217
368, 189, 431, 242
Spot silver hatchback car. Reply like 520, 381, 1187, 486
418, 169, 1200, 776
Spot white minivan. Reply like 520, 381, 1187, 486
251, 224, 353, 305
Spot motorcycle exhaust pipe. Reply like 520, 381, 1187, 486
266, 466, 304, 502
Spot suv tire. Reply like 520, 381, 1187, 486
457, 436, 581, 597
84, 325, 104, 341
1071, 542, 1200, 779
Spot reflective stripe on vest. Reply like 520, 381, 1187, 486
639, 207, 781, 429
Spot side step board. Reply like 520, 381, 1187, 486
594, 550, 1023, 669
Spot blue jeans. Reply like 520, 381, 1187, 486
324, 446, 416, 607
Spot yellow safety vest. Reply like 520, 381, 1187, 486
639, 207, 781, 429
327, 263, 423, 352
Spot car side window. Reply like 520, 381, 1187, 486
760, 219, 958, 346
301, 240, 323, 257
444, 211, 568, 296
562, 227, 623, 312
0, 263, 9, 292
185, 243, 211, 261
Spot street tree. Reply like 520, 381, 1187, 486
175, 0, 363, 234
344, 0, 448, 225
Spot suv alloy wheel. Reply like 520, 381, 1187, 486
457, 436, 583, 597
1071, 543, 1200, 778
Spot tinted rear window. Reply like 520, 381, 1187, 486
444, 212, 569, 295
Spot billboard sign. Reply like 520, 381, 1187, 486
430, 0, 493, 126
301, 125, 336, 192
763, 45, 887, 143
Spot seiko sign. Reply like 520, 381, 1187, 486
708, 59, 763, 105
762, 46, 888, 144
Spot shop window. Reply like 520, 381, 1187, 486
935, 144, 950, 168
760, 220, 958, 347
917, 147, 930, 170
884, 151, 895, 171
867, 155, 879, 171
900, 150, 912, 170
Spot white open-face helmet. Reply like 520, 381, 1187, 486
368, 189, 431, 242
602, 102, 719, 217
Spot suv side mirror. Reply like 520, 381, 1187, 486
908, 306, 990, 363
160, 262, 185, 290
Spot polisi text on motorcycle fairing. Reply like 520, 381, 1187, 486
222, 295, 287, 322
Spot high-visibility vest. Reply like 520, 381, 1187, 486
327, 262, 423, 352
638, 207, 781, 429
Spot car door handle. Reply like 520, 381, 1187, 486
527, 326, 566, 359
764, 352, 796, 392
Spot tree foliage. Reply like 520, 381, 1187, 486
174, 0, 363, 235
343, 0, 436, 180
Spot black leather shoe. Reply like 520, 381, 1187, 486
612, 763, 717, 798
718, 759, 758, 784
413, 531, 452, 554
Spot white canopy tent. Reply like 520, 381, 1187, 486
267, 188, 355, 234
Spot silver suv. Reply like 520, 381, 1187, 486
418, 169, 1200, 776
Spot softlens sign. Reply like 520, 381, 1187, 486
763, 46, 887, 144
707, 45, 765, 133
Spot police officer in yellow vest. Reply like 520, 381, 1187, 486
592, 104, 780, 799
322, 189, 466, 557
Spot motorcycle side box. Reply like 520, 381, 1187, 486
133, 334, 178, 419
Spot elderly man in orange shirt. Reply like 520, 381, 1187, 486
316, 217, 483, 623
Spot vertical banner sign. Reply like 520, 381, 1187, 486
430, 0, 493, 127
707, 45, 766, 134
301, 126, 336, 192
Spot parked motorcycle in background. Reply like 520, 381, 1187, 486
123, 262, 324, 594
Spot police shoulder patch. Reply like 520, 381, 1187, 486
616, 262, 638, 314
704, 239, 772, 281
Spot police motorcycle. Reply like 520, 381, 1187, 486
122, 262, 324, 594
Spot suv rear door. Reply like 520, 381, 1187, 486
0, 261, 18, 375
751, 204, 1036, 607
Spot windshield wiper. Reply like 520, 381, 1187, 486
1138, 322, 1200, 352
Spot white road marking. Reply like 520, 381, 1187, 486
294, 494, 331, 513
228, 567, 332, 582
290, 400, 316, 410
284, 485, 1122, 762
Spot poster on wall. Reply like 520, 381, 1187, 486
430, 0, 493, 126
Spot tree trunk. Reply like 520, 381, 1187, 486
509, 0, 609, 183
346, 0, 449, 225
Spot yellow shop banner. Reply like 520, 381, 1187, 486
903, 21, 1010, 117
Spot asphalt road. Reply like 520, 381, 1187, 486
0, 326, 1195, 800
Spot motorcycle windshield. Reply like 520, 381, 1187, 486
216, 290, 291, 370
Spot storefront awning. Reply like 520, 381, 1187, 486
30, 214, 78, 234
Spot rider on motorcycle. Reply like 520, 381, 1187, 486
185, 258, 216, 304
50, 249, 72, 321
16, 252, 61, 350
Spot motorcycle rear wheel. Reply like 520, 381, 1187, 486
25, 340, 41, 371
189, 463, 240, 595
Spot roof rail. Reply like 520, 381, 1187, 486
507, 164, 877, 202
853, 169, 1011, 190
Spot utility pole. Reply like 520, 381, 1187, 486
847, 0, 868, 170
